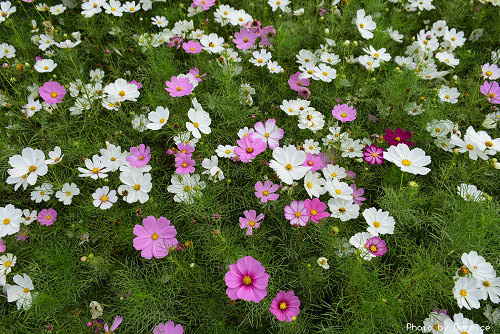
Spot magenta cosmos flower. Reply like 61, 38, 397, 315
252, 119, 284, 150
332, 104, 357, 122
480, 81, 500, 104
182, 40, 202, 54
133, 216, 178, 260
38, 81, 66, 105
284, 200, 310, 227
175, 153, 195, 175
177, 142, 195, 155
167, 35, 183, 49
225, 256, 269, 303
350, 184, 366, 206
301, 153, 322, 172
365, 236, 387, 257
234, 135, 266, 163
193, 0, 215, 10
0, 239, 5, 252
239, 210, 264, 235
383, 128, 414, 147
153, 321, 183, 334
233, 28, 258, 50
165, 76, 193, 97
254, 180, 279, 202
126, 144, 151, 167
363, 145, 384, 165
269, 290, 301, 322
304, 198, 329, 223
104, 316, 123, 334
188, 68, 206, 83
38, 208, 57, 226
288, 72, 310, 92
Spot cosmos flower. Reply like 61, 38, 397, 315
269, 290, 301, 322
225, 256, 269, 303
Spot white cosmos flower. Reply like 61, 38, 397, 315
78, 155, 111, 180
7, 147, 48, 186
328, 198, 359, 222
146, 106, 170, 130
46, 146, 63, 165
118, 169, 152, 204
30, 183, 53, 203
100, 144, 128, 172
55, 183, 80, 205
269, 145, 311, 185
363, 207, 395, 236
6, 274, 35, 310
349, 232, 376, 261
317, 257, 329, 269
384, 144, 431, 175
443, 313, 483, 334
186, 108, 211, 139
103, 78, 139, 102
355, 9, 376, 39
21, 209, 37, 225
0, 253, 16, 275
201, 155, 224, 182
457, 184, 485, 202
304, 171, 326, 198
461, 251, 496, 281
453, 277, 482, 310
92, 186, 118, 209
325, 179, 352, 200
34, 59, 57, 73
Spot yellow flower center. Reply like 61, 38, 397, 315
489, 93, 495, 98
279, 302, 287, 310
92, 167, 99, 174
3, 218, 9, 225
308, 161, 313, 166
483, 281, 491, 287
23, 288, 30, 293
130, 7, 135, 11
44, 66, 49, 70
101, 195, 108, 202
374, 53, 380, 57
243, 276, 252, 285
134, 184, 141, 190
4, 261, 11, 267
486, 70, 493, 76
433, 324, 440, 331
310, 209, 317, 216
307, 182, 313, 188
190, 47, 195, 51
466, 144, 474, 150
193, 122, 199, 128
66, 191, 71, 196
366, 61, 372, 66
182, 162, 188, 167
225, 149, 231, 154
335, 189, 341, 195
322, 71, 328, 76
460, 289, 467, 297
111, 157, 116, 161
263, 190, 269, 196
294, 212, 301, 218
243, 38, 248, 43
285, 164, 293, 170
264, 133, 270, 138
402, 159, 411, 166
249, 221, 255, 227
176, 86, 182, 91
395, 137, 401, 141
445, 94, 450, 99
258, 59, 263, 63
183, 186, 190, 192
451, 37, 456, 41
359, 23, 364, 28
152, 233, 159, 240
246, 147, 253, 153
30, 106, 36, 110
46, 215, 51, 220
369, 245, 377, 252
40, 191, 45, 195
372, 152, 378, 157
339, 207, 346, 213
374, 221, 380, 227
29, 165, 37, 172
340, 113, 347, 118
331, 173, 337, 178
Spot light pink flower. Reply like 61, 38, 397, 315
104, 316, 123, 334
183, 40, 203, 54
239, 210, 264, 235
175, 153, 195, 175
284, 201, 309, 227
288, 72, 310, 92
252, 119, 284, 150
133, 216, 178, 260
38, 208, 57, 226
254, 180, 279, 202
332, 104, 357, 122
165, 76, 193, 97
38, 81, 66, 105
153, 321, 184, 334
234, 136, 266, 163
233, 28, 258, 50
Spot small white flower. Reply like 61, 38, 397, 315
46, 146, 63, 165
317, 257, 329, 269
92, 186, 117, 209
55, 183, 80, 205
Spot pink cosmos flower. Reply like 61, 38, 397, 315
288, 72, 310, 92
363, 145, 384, 165
126, 144, 151, 167
252, 119, 284, 150
365, 236, 387, 257
38, 81, 66, 105
104, 316, 123, 334
192, 0, 215, 10
188, 68, 206, 83
153, 321, 184, 334
233, 28, 258, 50
480, 81, 500, 104
38, 208, 57, 226
259, 26, 276, 46
350, 184, 366, 206
0, 239, 6, 252
284, 201, 310, 227
167, 35, 183, 49
332, 104, 357, 122
297, 87, 311, 100
175, 153, 195, 175
16, 227, 30, 241
345, 170, 356, 180
304, 198, 329, 223
225, 256, 269, 303
301, 153, 322, 172
165, 76, 193, 97
128, 80, 143, 89
234, 135, 266, 163
183, 40, 203, 54
316, 153, 329, 169
177, 142, 195, 155
133, 216, 178, 260
269, 290, 300, 322
383, 128, 414, 147
254, 180, 279, 202
239, 210, 264, 235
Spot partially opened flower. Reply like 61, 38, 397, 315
225, 256, 269, 303
269, 290, 300, 322
153, 321, 184, 334
133, 216, 178, 260
103, 315, 123, 333
38, 81, 66, 105
239, 210, 264, 235
126, 144, 151, 167
365, 236, 387, 257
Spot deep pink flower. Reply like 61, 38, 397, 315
38, 81, 66, 105
175, 153, 195, 175
234, 136, 266, 163
288, 72, 310, 92
239, 210, 264, 235
383, 128, 414, 147
127, 144, 151, 167
254, 180, 279, 202
480, 81, 500, 104
177, 142, 195, 155
284, 201, 309, 227
104, 316, 123, 334
350, 184, 366, 206
269, 291, 300, 322
0, 239, 5, 252
153, 321, 184, 334
233, 28, 258, 50
363, 145, 384, 165
188, 68, 206, 83
128, 80, 143, 89
252, 119, 284, 150
365, 236, 387, 257
165, 76, 193, 97
183, 40, 203, 54
304, 198, 329, 223
301, 153, 322, 172
133, 216, 178, 259
38, 208, 57, 226
332, 104, 357, 122
167, 35, 183, 49
192, 0, 215, 10
225, 256, 269, 303
298, 87, 311, 100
